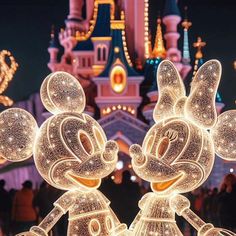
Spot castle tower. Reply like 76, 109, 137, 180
67, 0, 84, 25
162, 0, 182, 71
181, 7, 192, 79
122, 0, 149, 63
142, 17, 166, 125
59, 0, 86, 52
193, 37, 225, 114
48, 26, 59, 72
93, 12, 144, 118
152, 17, 166, 59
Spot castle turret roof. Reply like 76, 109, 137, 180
163, 0, 181, 17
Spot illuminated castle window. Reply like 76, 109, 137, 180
97, 44, 107, 62
82, 58, 86, 67
102, 47, 106, 61
98, 48, 101, 61
87, 58, 91, 67
110, 65, 127, 94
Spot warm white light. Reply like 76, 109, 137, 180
116, 160, 124, 170
130, 176, 136, 182
230, 168, 234, 173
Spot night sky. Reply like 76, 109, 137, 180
0, 0, 236, 111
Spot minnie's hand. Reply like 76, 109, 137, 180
200, 227, 235, 236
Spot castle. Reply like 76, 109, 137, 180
0, 0, 234, 189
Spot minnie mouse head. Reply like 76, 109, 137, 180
130, 60, 236, 195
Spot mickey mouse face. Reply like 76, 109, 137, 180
0, 71, 119, 191
33, 72, 119, 191
34, 112, 118, 191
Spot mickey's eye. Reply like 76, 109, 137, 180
93, 126, 106, 149
79, 131, 94, 155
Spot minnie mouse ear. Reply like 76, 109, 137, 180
40, 71, 85, 114
0, 108, 38, 162
211, 110, 236, 161
153, 60, 186, 123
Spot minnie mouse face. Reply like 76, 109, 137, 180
130, 60, 236, 195
131, 117, 214, 195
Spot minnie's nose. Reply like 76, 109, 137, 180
130, 144, 146, 166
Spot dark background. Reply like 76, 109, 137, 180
0, 0, 236, 111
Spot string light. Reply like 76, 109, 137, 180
0, 50, 18, 106
102, 105, 135, 116
129, 60, 236, 235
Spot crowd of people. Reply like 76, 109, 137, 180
0, 172, 235, 236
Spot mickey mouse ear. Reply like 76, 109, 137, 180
211, 110, 236, 161
40, 71, 85, 114
0, 108, 38, 162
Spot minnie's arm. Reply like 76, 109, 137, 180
170, 194, 235, 236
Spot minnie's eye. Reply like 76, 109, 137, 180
164, 129, 178, 141
157, 137, 169, 158
79, 132, 94, 155
144, 135, 154, 153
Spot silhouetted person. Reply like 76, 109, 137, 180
117, 170, 141, 226
0, 179, 11, 235
99, 174, 120, 217
204, 188, 219, 226
33, 181, 52, 220
12, 180, 37, 234
218, 174, 236, 232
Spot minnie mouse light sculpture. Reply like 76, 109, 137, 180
0, 72, 127, 236
129, 60, 236, 236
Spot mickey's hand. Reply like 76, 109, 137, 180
16, 232, 40, 236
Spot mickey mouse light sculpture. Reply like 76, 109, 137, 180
0, 72, 127, 236
129, 60, 236, 236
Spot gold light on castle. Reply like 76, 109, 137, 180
129, 60, 236, 235
0, 72, 128, 236
0, 50, 18, 106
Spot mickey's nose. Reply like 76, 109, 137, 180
102, 140, 119, 162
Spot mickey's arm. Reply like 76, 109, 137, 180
99, 191, 127, 235
170, 194, 235, 236
17, 191, 75, 236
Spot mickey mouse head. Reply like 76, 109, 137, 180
0, 72, 118, 191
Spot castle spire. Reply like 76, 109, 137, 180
152, 17, 166, 59
162, 0, 181, 65
192, 37, 206, 78
181, 7, 192, 64
48, 25, 59, 71
192, 37, 224, 114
